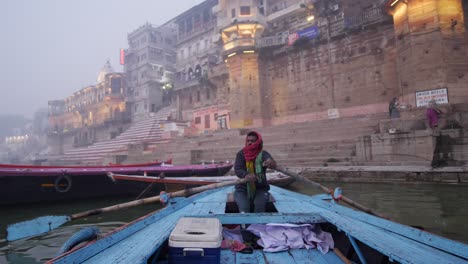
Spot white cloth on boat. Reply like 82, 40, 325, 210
247, 223, 334, 253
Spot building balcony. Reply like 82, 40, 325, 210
174, 78, 200, 91
223, 38, 256, 53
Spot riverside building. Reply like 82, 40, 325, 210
46, 0, 468, 167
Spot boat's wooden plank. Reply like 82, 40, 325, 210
318, 210, 465, 264
85, 211, 181, 263
271, 186, 468, 260
190, 188, 229, 214
262, 250, 297, 264
82, 188, 233, 263
271, 189, 320, 214
187, 201, 210, 215
220, 250, 236, 263
235, 250, 266, 264
54, 188, 227, 264
271, 186, 468, 263
191, 213, 326, 224
288, 249, 344, 264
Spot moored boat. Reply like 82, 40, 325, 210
45, 182, 468, 264
0, 160, 170, 169
110, 171, 294, 187
0, 163, 233, 205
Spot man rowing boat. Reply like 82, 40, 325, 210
234, 131, 276, 213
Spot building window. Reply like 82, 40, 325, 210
206, 89, 210, 100
194, 13, 201, 30
231, 8, 236, 18
195, 117, 201, 124
197, 91, 201, 102
240, 6, 251, 16
203, 9, 210, 23
189, 94, 193, 104
204, 114, 210, 129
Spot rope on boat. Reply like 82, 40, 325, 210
134, 172, 164, 200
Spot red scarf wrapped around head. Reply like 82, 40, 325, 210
243, 131, 263, 161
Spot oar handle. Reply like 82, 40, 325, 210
275, 167, 388, 219
71, 176, 249, 220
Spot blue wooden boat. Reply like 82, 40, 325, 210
46, 184, 468, 264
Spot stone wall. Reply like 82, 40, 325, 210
260, 23, 399, 125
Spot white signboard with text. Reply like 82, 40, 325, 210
415, 88, 448, 107
327, 108, 340, 119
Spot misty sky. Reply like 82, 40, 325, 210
0, 0, 204, 118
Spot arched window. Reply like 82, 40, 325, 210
188, 68, 194, 80
195, 65, 202, 78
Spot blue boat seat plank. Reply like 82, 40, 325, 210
287, 249, 344, 263
236, 250, 266, 264
220, 250, 236, 263
220, 249, 344, 264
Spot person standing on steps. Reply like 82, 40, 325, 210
426, 99, 442, 129
389, 97, 401, 119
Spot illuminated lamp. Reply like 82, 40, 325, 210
306, 15, 315, 22
162, 83, 173, 90
243, 50, 255, 54
227, 52, 237, 57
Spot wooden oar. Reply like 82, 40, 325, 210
6, 175, 249, 242
275, 166, 388, 219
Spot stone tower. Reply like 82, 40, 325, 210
386, 0, 468, 106
214, 0, 267, 128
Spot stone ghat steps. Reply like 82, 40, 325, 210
188, 139, 357, 167
181, 124, 376, 150
157, 113, 386, 166
201, 114, 383, 145
262, 113, 385, 130
61, 107, 174, 162
274, 158, 354, 167
353, 160, 432, 166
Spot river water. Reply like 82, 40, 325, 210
1, 182, 467, 263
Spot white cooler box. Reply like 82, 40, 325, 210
168, 217, 222, 264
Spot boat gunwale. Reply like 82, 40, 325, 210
49, 186, 468, 264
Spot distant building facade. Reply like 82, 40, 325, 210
48, 61, 128, 154
47, 0, 468, 157
124, 23, 178, 121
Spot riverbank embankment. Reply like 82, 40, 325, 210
288, 166, 468, 184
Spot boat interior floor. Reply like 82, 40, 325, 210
155, 248, 345, 264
